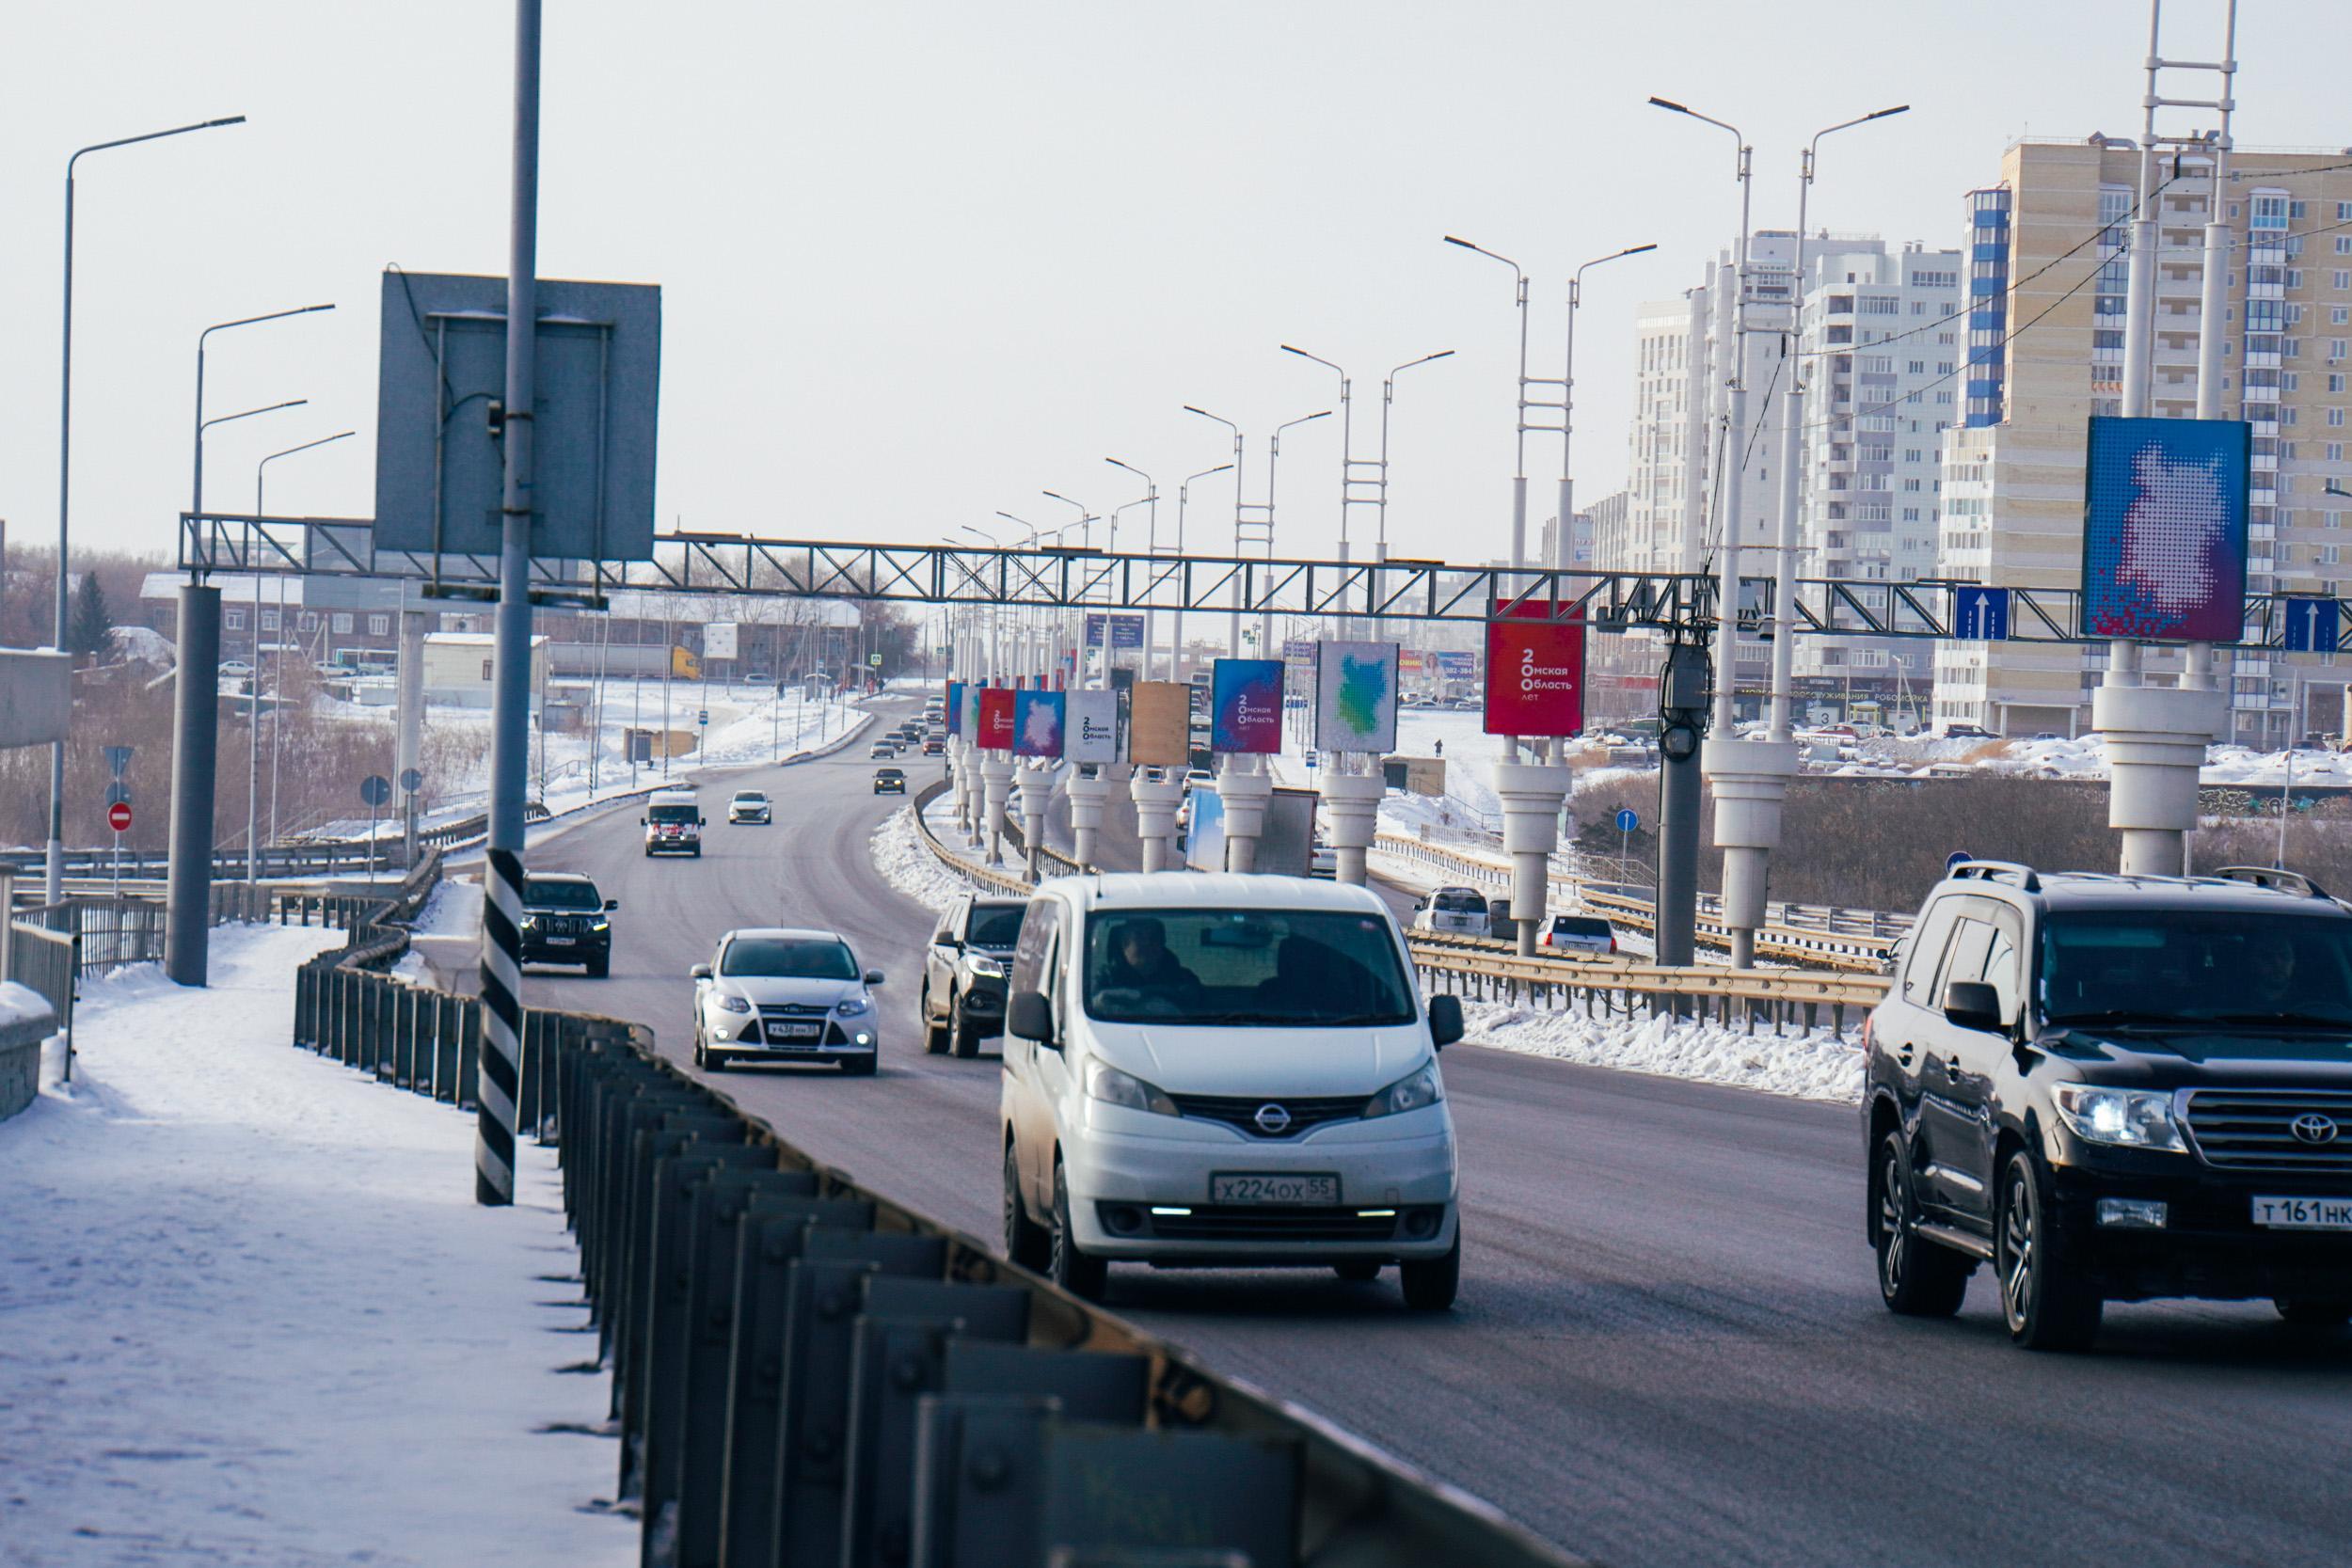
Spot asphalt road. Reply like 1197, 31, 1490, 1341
503, 703, 2352, 1568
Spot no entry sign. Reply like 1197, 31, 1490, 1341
107, 800, 132, 833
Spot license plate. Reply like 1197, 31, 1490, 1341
768, 1022, 822, 1042
2252, 1196, 2352, 1230
545, 936, 575, 946
1211, 1173, 1340, 1206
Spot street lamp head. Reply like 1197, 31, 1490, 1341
1868, 104, 1911, 120
1622, 244, 1660, 258
1647, 96, 1690, 114
1442, 235, 1478, 249
208, 116, 249, 128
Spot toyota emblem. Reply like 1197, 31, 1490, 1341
2292, 1113, 2341, 1146
1253, 1102, 1293, 1135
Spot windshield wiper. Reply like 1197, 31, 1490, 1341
2193, 1010, 2352, 1030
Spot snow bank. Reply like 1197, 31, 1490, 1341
871, 806, 981, 913
1462, 999, 1863, 1104
0, 922, 632, 1565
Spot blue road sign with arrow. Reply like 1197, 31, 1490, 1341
1614, 808, 1640, 832
2283, 597, 2340, 653
1953, 587, 2010, 641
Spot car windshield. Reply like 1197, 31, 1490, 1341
878, 768, 903, 779
968, 903, 1025, 949
524, 879, 600, 910
649, 803, 696, 824
2041, 911, 2352, 1031
1083, 909, 1416, 1027
734, 792, 766, 803
1433, 891, 1486, 914
721, 937, 857, 980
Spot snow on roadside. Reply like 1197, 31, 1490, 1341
0, 922, 631, 1566
871, 806, 983, 913
1462, 1000, 1863, 1104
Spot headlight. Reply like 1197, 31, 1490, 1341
967, 953, 1006, 979
835, 995, 870, 1017
712, 993, 753, 1015
1085, 1059, 1179, 1117
590, 920, 609, 933
1362, 1063, 1443, 1120
2052, 1085, 2185, 1152
520, 915, 539, 932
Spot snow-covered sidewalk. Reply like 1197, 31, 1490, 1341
0, 923, 630, 1566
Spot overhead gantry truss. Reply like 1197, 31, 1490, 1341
178, 512, 2327, 648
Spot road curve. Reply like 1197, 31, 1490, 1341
504, 705, 2352, 1568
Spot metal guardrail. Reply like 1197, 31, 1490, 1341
1373, 831, 1905, 974
910, 780, 1040, 896
1406, 933, 1886, 1036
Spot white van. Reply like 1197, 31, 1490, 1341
997, 873, 1463, 1309
641, 789, 705, 857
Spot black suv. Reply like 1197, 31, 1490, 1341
519, 872, 617, 977
920, 894, 1026, 1057
1865, 861, 2352, 1351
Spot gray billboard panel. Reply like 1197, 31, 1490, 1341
373, 269, 660, 562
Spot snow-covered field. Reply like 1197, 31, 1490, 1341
0, 923, 631, 1566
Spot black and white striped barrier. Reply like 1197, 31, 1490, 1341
473, 844, 525, 1206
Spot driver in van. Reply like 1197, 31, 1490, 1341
1101, 918, 1203, 1000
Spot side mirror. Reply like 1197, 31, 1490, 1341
1412, 899, 1427, 912
698, 816, 707, 827
690, 963, 713, 980
1943, 979, 2003, 1033
935, 935, 962, 951
638, 816, 648, 825
1008, 990, 1056, 1045
1427, 993, 1465, 1049
864, 969, 886, 986
604, 898, 620, 911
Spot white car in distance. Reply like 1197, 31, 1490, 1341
998, 874, 1463, 1309
690, 927, 883, 1075
727, 789, 772, 824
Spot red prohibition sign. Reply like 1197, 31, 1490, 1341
107, 800, 132, 833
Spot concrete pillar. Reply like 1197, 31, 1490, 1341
1702, 736, 1801, 969
1216, 754, 1274, 874
1065, 766, 1111, 867
1492, 759, 1572, 955
166, 584, 224, 987
396, 609, 427, 867
978, 751, 1016, 866
1318, 767, 1384, 887
2095, 683, 2226, 875
1130, 770, 1184, 875
1015, 761, 1054, 882
951, 737, 977, 842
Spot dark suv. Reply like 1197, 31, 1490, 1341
920, 895, 1026, 1057
519, 872, 617, 977
1864, 861, 2352, 1351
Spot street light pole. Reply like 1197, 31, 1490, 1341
250, 430, 357, 882
1279, 345, 1361, 563
1169, 463, 1231, 680
51, 112, 246, 906
1375, 350, 1454, 564
1260, 409, 1331, 656
1184, 405, 1247, 655
1107, 457, 1157, 681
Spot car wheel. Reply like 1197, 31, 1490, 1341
1872, 1132, 1970, 1318
1004, 1143, 1050, 1272
1049, 1159, 1107, 1301
1399, 1227, 1460, 1311
839, 1053, 878, 1077
2275, 1296, 2352, 1328
1996, 1148, 2102, 1352
1333, 1261, 1381, 1283
952, 1001, 983, 1060
921, 987, 949, 1054
691, 1027, 706, 1069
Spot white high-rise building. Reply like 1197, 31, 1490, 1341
1790, 239, 1965, 714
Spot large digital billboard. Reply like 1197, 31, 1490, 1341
1012, 690, 1065, 758
2080, 415, 2250, 642
1312, 641, 1400, 752
1209, 659, 1284, 754
1483, 602, 1585, 737
977, 688, 1016, 750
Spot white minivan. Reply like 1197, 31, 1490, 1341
998, 873, 1463, 1309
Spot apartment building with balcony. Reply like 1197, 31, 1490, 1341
1933, 136, 2352, 742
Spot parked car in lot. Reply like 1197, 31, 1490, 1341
1865, 859, 2352, 1352
691, 928, 883, 1074
873, 767, 907, 795
641, 791, 705, 857
999, 874, 1463, 1307
727, 789, 772, 824
922, 894, 1028, 1057
1412, 886, 1492, 939
1536, 913, 1617, 956
518, 872, 617, 976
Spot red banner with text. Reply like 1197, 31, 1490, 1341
1482, 602, 1585, 737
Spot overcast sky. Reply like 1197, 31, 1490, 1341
3, 0, 2343, 578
